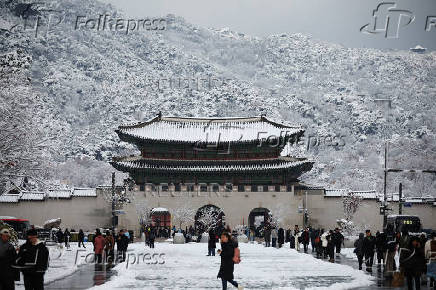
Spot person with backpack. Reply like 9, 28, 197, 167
424, 232, 436, 288
217, 231, 242, 290
354, 233, 365, 270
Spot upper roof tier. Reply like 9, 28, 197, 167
116, 114, 304, 144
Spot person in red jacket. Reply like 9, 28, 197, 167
93, 231, 105, 264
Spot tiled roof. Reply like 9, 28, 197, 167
0, 195, 20, 203
20, 191, 46, 201
47, 189, 72, 198
73, 188, 97, 197
117, 115, 303, 143
111, 157, 313, 173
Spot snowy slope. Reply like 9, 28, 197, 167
0, 0, 435, 194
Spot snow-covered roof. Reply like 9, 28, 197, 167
117, 115, 303, 143
112, 157, 313, 173
324, 189, 349, 197
0, 195, 20, 203
20, 191, 46, 201
47, 189, 72, 198
73, 188, 97, 197
151, 207, 169, 213
325, 189, 378, 199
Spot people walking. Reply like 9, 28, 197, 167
14, 229, 49, 290
93, 231, 105, 264
56, 228, 64, 246
332, 228, 344, 256
424, 232, 436, 288
278, 228, 284, 248
375, 231, 387, 265
400, 236, 426, 290
63, 228, 71, 249
116, 229, 129, 262
362, 230, 376, 272
385, 240, 397, 277
301, 228, 310, 253
310, 228, 317, 253
271, 228, 278, 248
149, 228, 155, 249
354, 233, 365, 270
264, 226, 271, 247
78, 229, 86, 248
294, 225, 300, 251
104, 230, 115, 263
0, 228, 18, 290
326, 230, 335, 262
217, 231, 242, 290
208, 229, 217, 256
321, 230, 328, 258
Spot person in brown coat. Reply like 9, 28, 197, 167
104, 230, 115, 263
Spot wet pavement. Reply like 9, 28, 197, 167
309, 250, 433, 290
45, 263, 116, 290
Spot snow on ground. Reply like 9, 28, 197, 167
89, 242, 374, 290
16, 242, 94, 290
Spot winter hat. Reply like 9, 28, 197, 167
0, 228, 11, 236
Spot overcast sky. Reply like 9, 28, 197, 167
101, 0, 436, 51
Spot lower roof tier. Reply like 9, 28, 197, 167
110, 156, 314, 175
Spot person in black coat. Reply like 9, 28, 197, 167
78, 229, 86, 248
354, 233, 365, 270
400, 236, 426, 290
217, 232, 239, 290
14, 229, 49, 290
332, 228, 344, 255
56, 228, 64, 245
264, 226, 271, 247
116, 230, 129, 262
278, 228, 285, 248
0, 228, 18, 290
375, 231, 387, 265
149, 229, 155, 249
362, 229, 376, 272
208, 229, 217, 256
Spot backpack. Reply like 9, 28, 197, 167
315, 236, 320, 244
430, 240, 436, 258
233, 247, 241, 264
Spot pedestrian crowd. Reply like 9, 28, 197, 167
353, 229, 436, 289
0, 226, 134, 290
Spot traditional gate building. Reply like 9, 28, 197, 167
111, 114, 322, 233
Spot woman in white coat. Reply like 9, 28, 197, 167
321, 230, 329, 259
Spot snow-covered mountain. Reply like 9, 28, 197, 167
1, 0, 435, 194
